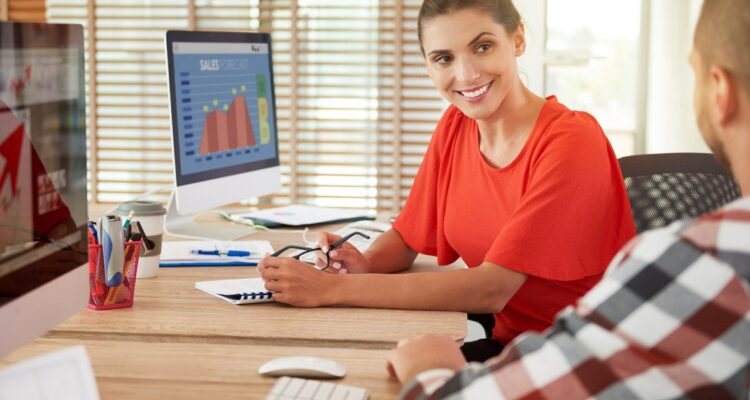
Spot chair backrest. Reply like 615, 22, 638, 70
619, 153, 741, 233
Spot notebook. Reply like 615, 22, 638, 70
195, 277, 273, 304
160, 240, 273, 267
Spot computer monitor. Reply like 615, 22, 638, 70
165, 30, 281, 240
0, 22, 88, 359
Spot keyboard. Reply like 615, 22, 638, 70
266, 376, 369, 400
298, 222, 387, 265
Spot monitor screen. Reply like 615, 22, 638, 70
165, 31, 281, 225
167, 32, 280, 188
0, 22, 88, 357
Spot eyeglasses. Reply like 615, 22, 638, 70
271, 231, 370, 272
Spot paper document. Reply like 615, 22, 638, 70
231, 204, 374, 227
195, 277, 273, 304
160, 240, 273, 266
0, 345, 99, 400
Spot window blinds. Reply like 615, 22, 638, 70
3, 0, 45, 21
46, 0, 445, 212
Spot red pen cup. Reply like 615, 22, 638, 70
88, 240, 142, 310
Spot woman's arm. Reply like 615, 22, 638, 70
259, 257, 527, 313
363, 229, 419, 273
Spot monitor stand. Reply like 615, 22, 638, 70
164, 191, 256, 241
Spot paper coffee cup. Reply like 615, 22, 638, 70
116, 200, 167, 279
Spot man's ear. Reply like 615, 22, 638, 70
513, 23, 526, 57
711, 66, 739, 126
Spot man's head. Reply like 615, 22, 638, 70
691, 0, 750, 174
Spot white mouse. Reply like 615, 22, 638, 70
258, 356, 347, 379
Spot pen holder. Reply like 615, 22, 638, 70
88, 241, 142, 310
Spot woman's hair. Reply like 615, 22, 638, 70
417, 0, 522, 54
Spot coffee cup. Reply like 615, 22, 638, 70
116, 200, 167, 279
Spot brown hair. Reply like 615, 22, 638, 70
694, 0, 750, 97
417, 0, 522, 55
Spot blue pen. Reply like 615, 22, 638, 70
191, 249, 251, 257
87, 222, 99, 244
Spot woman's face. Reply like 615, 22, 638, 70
421, 8, 524, 121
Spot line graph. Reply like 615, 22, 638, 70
172, 50, 277, 176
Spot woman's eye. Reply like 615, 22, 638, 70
434, 55, 452, 64
477, 43, 492, 53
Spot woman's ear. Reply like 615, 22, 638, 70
513, 22, 526, 57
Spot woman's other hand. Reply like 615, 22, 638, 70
316, 231, 371, 274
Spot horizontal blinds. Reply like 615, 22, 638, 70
4, 0, 45, 21
47, 0, 445, 211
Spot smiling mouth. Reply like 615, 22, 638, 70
456, 81, 492, 99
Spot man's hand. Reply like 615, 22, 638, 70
386, 335, 467, 384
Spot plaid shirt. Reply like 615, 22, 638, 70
402, 196, 750, 399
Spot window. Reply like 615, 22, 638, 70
46, 0, 444, 211
543, 0, 647, 156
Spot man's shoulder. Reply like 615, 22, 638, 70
607, 196, 750, 285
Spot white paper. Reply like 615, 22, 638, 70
0, 346, 99, 400
195, 277, 268, 295
160, 240, 273, 265
233, 205, 373, 226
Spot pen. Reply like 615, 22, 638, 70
87, 221, 98, 244
191, 249, 251, 257
135, 221, 154, 250
122, 210, 135, 232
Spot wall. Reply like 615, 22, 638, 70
645, 0, 708, 153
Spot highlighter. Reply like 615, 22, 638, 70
98, 214, 124, 287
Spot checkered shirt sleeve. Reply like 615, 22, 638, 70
401, 197, 750, 400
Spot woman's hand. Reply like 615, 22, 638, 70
386, 335, 466, 384
258, 254, 337, 307
315, 231, 372, 274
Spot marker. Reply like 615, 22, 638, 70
99, 215, 124, 287
122, 210, 135, 232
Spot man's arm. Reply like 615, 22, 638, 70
389, 228, 750, 399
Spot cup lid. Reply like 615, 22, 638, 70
115, 200, 167, 217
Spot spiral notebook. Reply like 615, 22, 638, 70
194, 277, 274, 305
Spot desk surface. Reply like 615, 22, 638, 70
2, 338, 401, 400
4, 210, 466, 399
49, 265, 466, 349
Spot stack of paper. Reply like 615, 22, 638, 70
229, 204, 375, 227
160, 240, 273, 267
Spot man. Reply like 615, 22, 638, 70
386, 0, 750, 398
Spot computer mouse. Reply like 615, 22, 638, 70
258, 356, 347, 379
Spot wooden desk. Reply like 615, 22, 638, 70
49, 264, 466, 349
3, 212, 466, 399
2, 338, 401, 399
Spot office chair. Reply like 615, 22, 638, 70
619, 152, 741, 233
468, 153, 741, 342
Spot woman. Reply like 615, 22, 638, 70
259, 0, 635, 362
